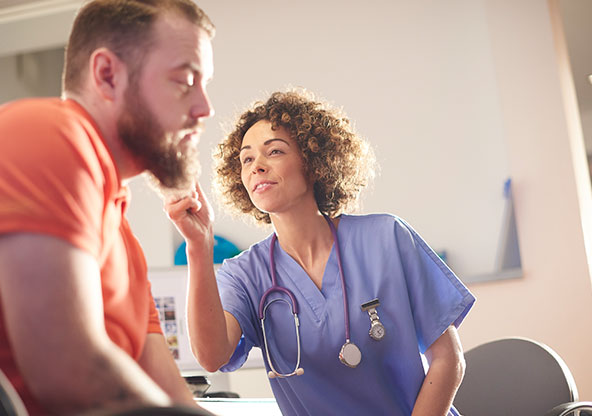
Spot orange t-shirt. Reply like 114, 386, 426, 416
0, 98, 163, 415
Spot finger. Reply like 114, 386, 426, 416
185, 198, 202, 214
192, 180, 213, 213
165, 196, 196, 218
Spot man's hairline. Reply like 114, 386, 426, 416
63, 10, 213, 97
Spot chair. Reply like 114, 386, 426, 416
453, 337, 592, 416
0, 369, 28, 416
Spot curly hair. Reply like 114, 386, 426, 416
214, 89, 376, 224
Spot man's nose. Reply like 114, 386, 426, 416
190, 85, 214, 120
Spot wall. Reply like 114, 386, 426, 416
459, 0, 592, 398
0, 48, 64, 102
558, 0, 592, 153
185, 0, 511, 281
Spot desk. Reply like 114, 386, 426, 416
196, 398, 281, 416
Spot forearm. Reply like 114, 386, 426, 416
0, 234, 172, 415
24, 339, 171, 415
165, 189, 239, 371
138, 334, 203, 409
186, 243, 236, 371
411, 355, 464, 416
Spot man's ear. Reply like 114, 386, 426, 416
89, 47, 128, 102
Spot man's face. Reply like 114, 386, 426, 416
117, 13, 214, 196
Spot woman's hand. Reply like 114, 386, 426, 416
164, 180, 214, 253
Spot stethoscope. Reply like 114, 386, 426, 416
258, 215, 363, 379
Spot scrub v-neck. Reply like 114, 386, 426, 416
273, 221, 344, 320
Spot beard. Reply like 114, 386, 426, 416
117, 84, 201, 199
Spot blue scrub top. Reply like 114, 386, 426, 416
216, 214, 475, 416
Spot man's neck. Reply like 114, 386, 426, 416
64, 93, 143, 181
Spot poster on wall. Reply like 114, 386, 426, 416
154, 295, 180, 360
148, 266, 264, 374
148, 267, 199, 373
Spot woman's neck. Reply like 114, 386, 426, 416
270, 209, 339, 289
273, 211, 332, 252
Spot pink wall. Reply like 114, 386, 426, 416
459, 0, 592, 399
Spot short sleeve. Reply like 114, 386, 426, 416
0, 100, 108, 259
147, 282, 163, 334
394, 218, 475, 353
216, 261, 261, 372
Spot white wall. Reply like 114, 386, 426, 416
190, 0, 510, 281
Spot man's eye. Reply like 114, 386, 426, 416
174, 73, 195, 92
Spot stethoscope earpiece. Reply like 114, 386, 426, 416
268, 368, 304, 379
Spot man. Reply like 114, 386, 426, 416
0, 0, 215, 414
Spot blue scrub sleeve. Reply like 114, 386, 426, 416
215, 263, 260, 372
395, 218, 475, 353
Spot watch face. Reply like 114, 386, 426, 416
370, 322, 385, 341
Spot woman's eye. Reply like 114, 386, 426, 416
270, 149, 283, 155
241, 156, 253, 164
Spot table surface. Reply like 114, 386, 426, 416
196, 398, 281, 416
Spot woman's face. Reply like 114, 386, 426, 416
239, 120, 315, 216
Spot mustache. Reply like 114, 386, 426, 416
181, 120, 205, 134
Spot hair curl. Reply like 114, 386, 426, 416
214, 89, 376, 224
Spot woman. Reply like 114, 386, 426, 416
166, 89, 475, 415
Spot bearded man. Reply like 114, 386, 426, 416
0, 1, 216, 414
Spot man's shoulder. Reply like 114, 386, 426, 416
1, 97, 70, 120
0, 98, 97, 140
2, 97, 108, 163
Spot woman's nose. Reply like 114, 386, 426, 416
251, 156, 267, 174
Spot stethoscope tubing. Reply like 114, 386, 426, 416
259, 215, 354, 377
327, 216, 352, 341
258, 236, 299, 319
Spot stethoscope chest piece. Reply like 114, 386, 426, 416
339, 340, 361, 368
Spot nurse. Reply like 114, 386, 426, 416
166, 89, 475, 416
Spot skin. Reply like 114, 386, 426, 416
0, 12, 214, 415
168, 120, 465, 413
